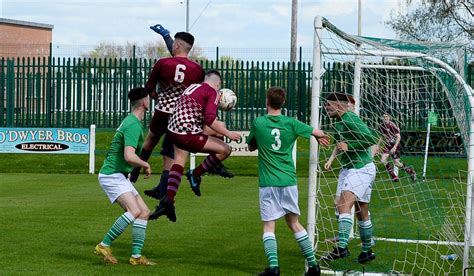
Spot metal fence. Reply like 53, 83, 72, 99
1, 56, 473, 130
0, 57, 313, 130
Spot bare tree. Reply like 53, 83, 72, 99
82, 41, 170, 59
83, 41, 208, 62
386, 0, 473, 50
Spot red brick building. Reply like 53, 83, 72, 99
0, 18, 53, 59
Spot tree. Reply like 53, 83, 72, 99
82, 40, 208, 62
386, 0, 473, 50
82, 41, 170, 60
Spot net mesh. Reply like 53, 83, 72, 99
313, 18, 472, 274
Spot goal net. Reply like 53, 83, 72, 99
307, 17, 473, 274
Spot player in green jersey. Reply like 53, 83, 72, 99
94, 87, 155, 266
247, 86, 329, 276
322, 92, 378, 264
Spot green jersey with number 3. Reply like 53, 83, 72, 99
247, 115, 313, 187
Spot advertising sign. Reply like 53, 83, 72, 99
0, 128, 90, 154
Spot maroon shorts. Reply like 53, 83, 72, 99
149, 110, 170, 137
168, 132, 208, 153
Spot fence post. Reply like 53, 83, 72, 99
6, 59, 15, 127
132, 45, 137, 87
216, 46, 219, 64
299, 46, 302, 63
46, 46, 52, 127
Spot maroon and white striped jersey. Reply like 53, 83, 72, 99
145, 56, 205, 114
168, 83, 219, 135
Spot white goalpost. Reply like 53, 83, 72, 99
307, 16, 474, 274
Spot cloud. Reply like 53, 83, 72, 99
1, 0, 400, 58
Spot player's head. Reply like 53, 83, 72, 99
204, 70, 222, 90
172, 32, 194, 56
266, 86, 286, 110
325, 92, 354, 118
128, 87, 149, 111
382, 113, 391, 122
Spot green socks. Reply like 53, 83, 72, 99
101, 212, 135, 246
358, 219, 373, 252
337, 213, 353, 249
294, 230, 317, 267
131, 218, 148, 257
263, 232, 278, 268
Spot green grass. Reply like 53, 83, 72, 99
0, 128, 468, 274
1, 174, 318, 275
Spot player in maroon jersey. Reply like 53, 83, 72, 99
149, 70, 241, 221
129, 31, 204, 200
150, 23, 235, 178
138, 24, 234, 199
379, 113, 416, 182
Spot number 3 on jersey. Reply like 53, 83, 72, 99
174, 64, 186, 83
271, 128, 281, 150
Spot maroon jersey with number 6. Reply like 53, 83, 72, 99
145, 56, 205, 114
168, 83, 219, 135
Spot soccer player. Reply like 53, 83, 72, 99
247, 87, 329, 276
128, 30, 205, 205
379, 113, 416, 182
149, 70, 241, 221
149, 23, 235, 179
324, 96, 377, 243
94, 87, 155, 266
322, 92, 378, 264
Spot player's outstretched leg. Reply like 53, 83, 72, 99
95, 211, 135, 263
207, 163, 235, 178
185, 136, 232, 197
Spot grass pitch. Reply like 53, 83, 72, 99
1, 173, 317, 275
0, 129, 467, 275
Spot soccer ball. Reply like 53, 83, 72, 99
218, 88, 237, 111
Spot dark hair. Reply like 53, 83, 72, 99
128, 87, 148, 102
174, 32, 195, 46
326, 92, 355, 104
205, 69, 222, 80
267, 86, 286, 109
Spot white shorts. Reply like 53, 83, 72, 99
98, 173, 139, 203
336, 162, 376, 203
259, 186, 300, 221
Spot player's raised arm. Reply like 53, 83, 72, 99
150, 24, 174, 55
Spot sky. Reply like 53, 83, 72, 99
0, 0, 404, 59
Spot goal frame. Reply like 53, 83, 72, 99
307, 16, 474, 272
